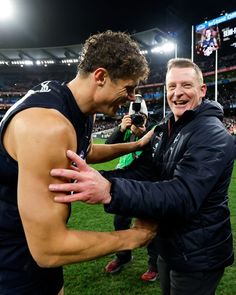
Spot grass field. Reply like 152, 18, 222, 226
64, 141, 236, 295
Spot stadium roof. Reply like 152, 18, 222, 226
0, 44, 82, 60
0, 28, 170, 65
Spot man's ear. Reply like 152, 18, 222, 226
200, 83, 207, 98
94, 68, 108, 86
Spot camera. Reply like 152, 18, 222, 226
130, 113, 146, 127
129, 94, 147, 127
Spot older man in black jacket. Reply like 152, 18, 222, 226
49, 58, 235, 295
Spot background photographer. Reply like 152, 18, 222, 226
105, 95, 159, 282
106, 95, 148, 166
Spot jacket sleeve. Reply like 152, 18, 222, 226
104, 123, 235, 222
105, 126, 125, 144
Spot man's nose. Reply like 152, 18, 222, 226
174, 86, 183, 97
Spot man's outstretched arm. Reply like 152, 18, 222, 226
86, 128, 154, 164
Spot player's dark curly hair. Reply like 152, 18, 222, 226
78, 30, 149, 82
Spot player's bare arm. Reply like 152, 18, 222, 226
4, 108, 156, 267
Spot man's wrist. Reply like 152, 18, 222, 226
104, 193, 112, 204
103, 180, 112, 204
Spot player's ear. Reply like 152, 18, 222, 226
94, 68, 108, 86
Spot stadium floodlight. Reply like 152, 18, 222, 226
161, 42, 175, 53
61, 58, 79, 64
140, 50, 148, 55
11, 60, 33, 66
35, 60, 55, 66
151, 46, 162, 53
151, 41, 177, 57
0, 0, 14, 21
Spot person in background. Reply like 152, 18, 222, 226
105, 95, 159, 282
49, 58, 235, 295
0, 30, 157, 295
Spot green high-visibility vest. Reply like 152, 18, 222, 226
116, 129, 142, 169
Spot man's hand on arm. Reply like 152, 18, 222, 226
49, 150, 112, 204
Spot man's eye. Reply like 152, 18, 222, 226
184, 84, 192, 88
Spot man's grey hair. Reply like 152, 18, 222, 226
166, 58, 204, 84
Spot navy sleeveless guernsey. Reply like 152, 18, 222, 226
0, 81, 93, 294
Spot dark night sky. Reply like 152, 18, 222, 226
0, 0, 235, 56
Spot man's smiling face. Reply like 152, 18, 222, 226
166, 67, 207, 121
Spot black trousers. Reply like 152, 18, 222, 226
157, 256, 224, 295
114, 214, 158, 271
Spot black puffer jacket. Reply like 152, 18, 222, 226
102, 99, 235, 272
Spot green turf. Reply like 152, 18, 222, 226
63, 140, 236, 295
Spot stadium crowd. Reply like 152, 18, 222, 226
0, 50, 236, 136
